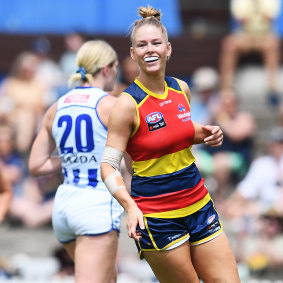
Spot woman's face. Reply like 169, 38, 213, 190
130, 24, 171, 76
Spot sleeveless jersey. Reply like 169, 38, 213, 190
52, 86, 108, 190
125, 77, 210, 218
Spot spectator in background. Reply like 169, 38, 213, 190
0, 51, 47, 156
219, 0, 281, 104
8, 174, 58, 228
190, 66, 220, 126
190, 67, 221, 182
0, 169, 12, 224
32, 37, 66, 103
0, 121, 56, 227
201, 88, 256, 201
220, 127, 283, 275
109, 55, 139, 97
223, 126, 283, 220
234, 211, 283, 275
59, 32, 85, 80
0, 122, 24, 195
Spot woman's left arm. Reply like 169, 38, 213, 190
29, 103, 62, 176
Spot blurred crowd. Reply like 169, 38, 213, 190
0, 0, 283, 281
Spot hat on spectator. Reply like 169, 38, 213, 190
192, 67, 219, 92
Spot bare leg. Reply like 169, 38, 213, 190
261, 35, 280, 91
191, 233, 240, 283
143, 241, 200, 283
219, 35, 241, 89
72, 231, 119, 283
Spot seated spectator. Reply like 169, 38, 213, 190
199, 88, 256, 201
223, 126, 283, 220
0, 123, 25, 197
0, 51, 48, 156
219, 0, 281, 103
8, 172, 61, 228
0, 121, 58, 228
190, 67, 221, 180
190, 66, 220, 125
219, 127, 283, 276
0, 170, 12, 224
239, 211, 283, 275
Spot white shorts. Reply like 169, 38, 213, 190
52, 184, 124, 243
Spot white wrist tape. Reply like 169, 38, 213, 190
101, 146, 124, 171
104, 170, 126, 195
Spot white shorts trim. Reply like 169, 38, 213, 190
166, 234, 190, 250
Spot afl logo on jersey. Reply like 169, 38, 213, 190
146, 112, 166, 132
146, 112, 163, 124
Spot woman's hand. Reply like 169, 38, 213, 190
126, 205, 145, 241
202, 125, 223, 147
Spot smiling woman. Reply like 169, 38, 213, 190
100, 5, 240, 283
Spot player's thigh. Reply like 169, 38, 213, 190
143, 241, 200, 283
191, 233, 240, 283
75, 231, 119, 283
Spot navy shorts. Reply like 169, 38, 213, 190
135, 200, 223, 258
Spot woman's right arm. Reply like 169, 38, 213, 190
101, 94, 145, 241
29, 103, 62, 176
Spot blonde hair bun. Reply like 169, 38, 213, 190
139, 6, 161, 21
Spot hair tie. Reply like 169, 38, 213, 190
76, 66, 87, 81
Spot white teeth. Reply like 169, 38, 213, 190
144, 56, 159, 62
